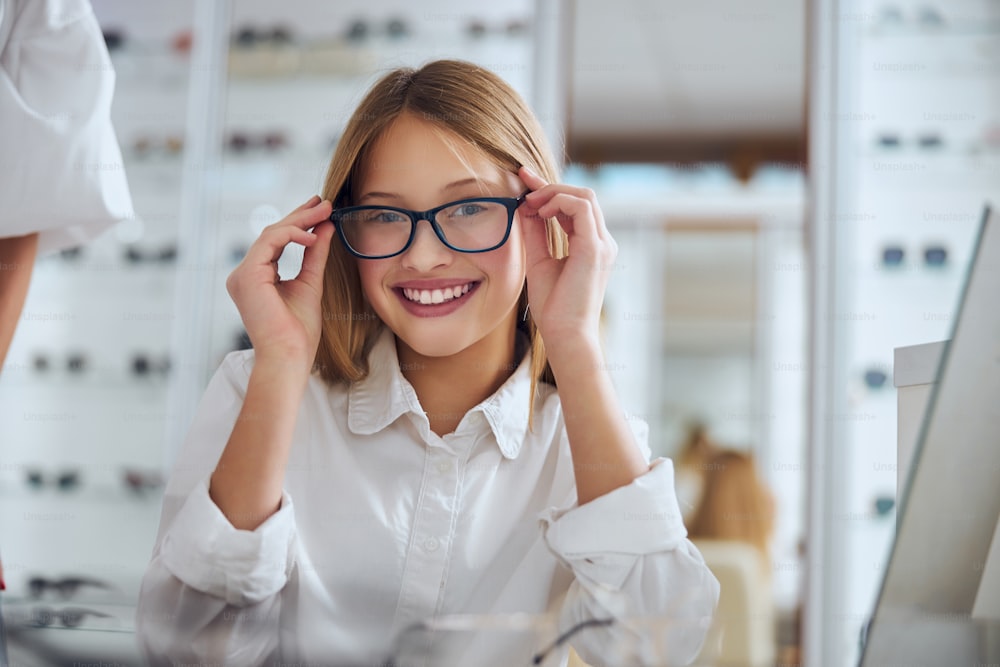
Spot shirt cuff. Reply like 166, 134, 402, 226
159, 479, 296, 606
540, 458, 688, 588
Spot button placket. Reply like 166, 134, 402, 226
393, 447, 461, 628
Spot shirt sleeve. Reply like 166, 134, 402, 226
0, 0, 133, 253
136, 351, 297, 666
158, 480, 296, 606
539, 419, 721, 666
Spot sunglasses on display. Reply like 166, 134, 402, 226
330, 192, 529, 259
28, 606, 114, 629
880, 244, 949, 268
25, 470, 81, 491
28, 577, 113, 599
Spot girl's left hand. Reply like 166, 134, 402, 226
517, 166, 618, 350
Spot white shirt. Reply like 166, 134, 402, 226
0, 0, 132, 252
136, 328, 719, 666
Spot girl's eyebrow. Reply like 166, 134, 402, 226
357, 191, 401, 203
358, 178, 506, 204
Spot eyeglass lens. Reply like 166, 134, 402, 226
338, 200, 511, 257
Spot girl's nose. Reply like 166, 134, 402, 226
400, 218, 452, 271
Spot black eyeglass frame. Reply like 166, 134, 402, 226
28, 576, 113, 599
330, 192, 529, 259
29, 606, 113, 628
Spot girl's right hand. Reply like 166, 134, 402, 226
225, 195, 335, 366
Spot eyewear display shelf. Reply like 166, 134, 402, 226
813, 1, 1000, 665
0, 20, 192, 613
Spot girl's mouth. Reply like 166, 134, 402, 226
393, 281, 480, 317
400, 282, 475, 305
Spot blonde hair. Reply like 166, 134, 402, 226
314, 59, 567, 420
688, 450, 775, 565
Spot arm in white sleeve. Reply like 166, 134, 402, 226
135, 351, 298, 666
540, 422, 720, 667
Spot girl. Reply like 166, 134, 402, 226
137, 59, 718, 667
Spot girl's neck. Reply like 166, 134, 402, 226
395, 326, 519, 437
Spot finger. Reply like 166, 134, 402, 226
268, 198, 332, 234
292, 194, 321, 213
522, 184, 609, 240
535, 193, 600, 241
302, 200, 333, 233
244, 225, 318, 270
524, 182, 599, 213
518, 165, 549, 191
519, 203, 555, 273
297, 220, 335, 290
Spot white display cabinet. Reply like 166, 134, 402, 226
807, 1, 1000, 665
0, 0, 199, 648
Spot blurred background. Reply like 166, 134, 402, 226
1, 0, 997, 665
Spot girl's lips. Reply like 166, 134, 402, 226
393, 281, 481, 318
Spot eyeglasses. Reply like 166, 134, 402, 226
879, 243, 950, 268
385, 612, 689, 665
122, 468, 164, 494
386, 613, 613, 666
330, 192, 528, 259
25, 469, 81, 491
28, 576, 113, 599
531, 617, 614, 664
29, 606, 113, 628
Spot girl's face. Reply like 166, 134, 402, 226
353, 113, 527, 360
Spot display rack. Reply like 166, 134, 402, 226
808, 1, 1000, 665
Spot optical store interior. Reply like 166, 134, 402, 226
1, 0, 999, 665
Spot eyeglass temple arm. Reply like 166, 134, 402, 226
531, 617, 614, 665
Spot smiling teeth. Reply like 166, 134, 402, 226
402, 283, 473, 305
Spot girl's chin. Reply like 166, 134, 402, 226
393, 329, 473, 360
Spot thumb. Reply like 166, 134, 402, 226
298, 219, 335, 291
520, 203, 553, 273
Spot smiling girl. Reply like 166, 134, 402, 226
137, 59, 718, 667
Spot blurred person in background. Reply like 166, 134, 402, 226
0, 0, 132, 596
687, 449, 776, 567
0, 0, 133, 370
673, 420, 721, 524
686, 450, 777, 667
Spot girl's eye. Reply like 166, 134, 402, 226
363, 210, 406, 224
451, 203, 486, 217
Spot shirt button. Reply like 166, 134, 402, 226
436, 460, 451, 473
424, 537, 440, 552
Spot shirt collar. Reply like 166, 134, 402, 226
347, 327, 533, 459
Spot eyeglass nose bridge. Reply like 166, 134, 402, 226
400, 210, 451, 254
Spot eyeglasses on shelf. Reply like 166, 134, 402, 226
28, 576, 113, 599
28, 606, 114, 629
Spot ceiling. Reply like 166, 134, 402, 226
568, 0, 806, 166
